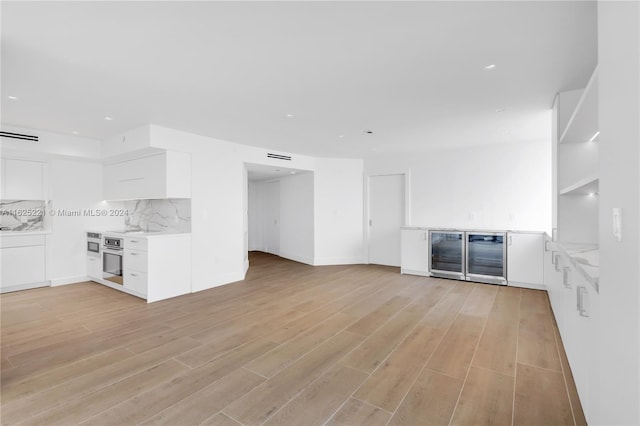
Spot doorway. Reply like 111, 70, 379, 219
368, 174, 405, 266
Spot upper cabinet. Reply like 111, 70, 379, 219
1, 158, 45, 200
103, 151, 191, 200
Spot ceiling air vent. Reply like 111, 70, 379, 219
0, 131, 39, 142
267, 153, 292, 161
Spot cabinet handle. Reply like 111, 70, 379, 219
552, 228, 558, 242
130, 240, 139, 243
577, 286, 589, 317
423, 232, 427, 241
88, 258, 95, 261
508, 235, 513, 246
563, 266, 572, 289
130, 273, 138, 277
130, 252, 138, 256
545, 240, 551, 251
554, 253, 561, 272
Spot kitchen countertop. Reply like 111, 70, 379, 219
0, 230, 51, 236
99, 230, 191, 238
557, 241, 599, 291
401, 226, 546, 234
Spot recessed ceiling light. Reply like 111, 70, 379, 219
589, 131, 600, 142
290, 171, 296, 175
104, 116, 113, 121
495, 108, 505, 113
72, 131, 79, 135
7, 95, 18, 100
484, 64, 496, 70
371, 148, 378, 152
338, 135, 345, 139
286, 114, 294, 118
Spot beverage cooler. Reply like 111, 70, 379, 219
429, 230, 507, 285
465, 232, 507, 285
428, 231, 465, 281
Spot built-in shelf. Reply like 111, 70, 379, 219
557, 241, 599, 292
559, 66, 599, 144
559, 175, 599, 196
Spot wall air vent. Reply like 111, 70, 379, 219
0, 131, 39, 142
267, 153, 292, 161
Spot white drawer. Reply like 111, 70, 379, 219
125, 236, 148, 251
0, 234, 46, 248
124, 270, 147, 296
124, 248, 148, 272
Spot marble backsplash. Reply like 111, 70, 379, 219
0, 200, 46, 231
124, 199, 191, 233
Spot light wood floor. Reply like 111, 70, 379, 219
1, 252, 586, 426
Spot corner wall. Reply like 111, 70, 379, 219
595, 1, 640, 423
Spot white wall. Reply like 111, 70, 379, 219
314, 158, 365, 265
279, 172, 314, 264
247, 182, 264, 252
1, 125, 101, 160
364, 139, 552, 233
595, 1, 640, 424
247, 180, 280, 255
46, 158, 124, 285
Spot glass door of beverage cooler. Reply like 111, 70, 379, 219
428, 231, 465, 280
466, 232, 507, 285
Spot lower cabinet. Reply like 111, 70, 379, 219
1, 234, 47, 292
87, 255, 102, 280
545, 239, 599, 423
506, 232, 545, 289
123, 234, 191, 303
400, 228, 430, 276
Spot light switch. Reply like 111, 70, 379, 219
613, 208, 622, 242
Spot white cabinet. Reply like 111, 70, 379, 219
1, 158, 44, 199
122, 234, 191, 302
103, 151, 191, 200
1, 234, 47, 292
87, 256, 102, 279
400, 228, 430, 276
506, 232, 544, 289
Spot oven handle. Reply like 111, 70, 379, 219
103, 248, 123, 255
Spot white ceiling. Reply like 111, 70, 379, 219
1, 1, 597, 158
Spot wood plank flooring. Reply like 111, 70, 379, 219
1, 252, 585, 425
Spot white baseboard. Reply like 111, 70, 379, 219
508, 281, 547, 291
279, 251, 314, 266
243, 259, 249, 276
400, 268, 431, 277
0, 281, 49, 293
313, 257, 366, 266
50, 276, 91, 286
192, 270, 245, 293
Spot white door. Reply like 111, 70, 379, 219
264, 181, 280, 255
369, 174, 405, 266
